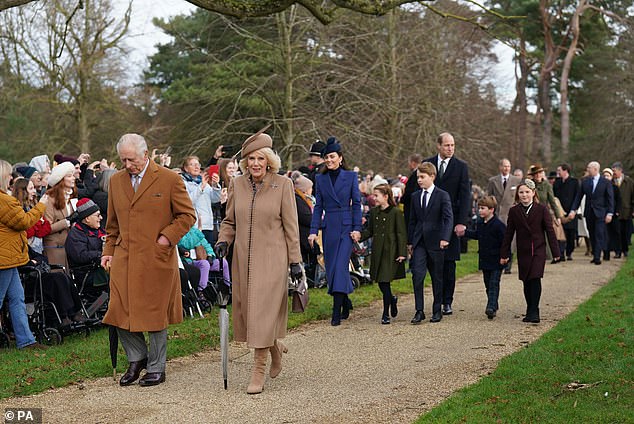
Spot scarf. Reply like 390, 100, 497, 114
182, 172, 202, 185
73, 221, 106, 239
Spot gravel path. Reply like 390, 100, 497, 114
1, 257, 621, 423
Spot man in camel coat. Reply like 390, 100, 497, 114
101, 134, 195, 387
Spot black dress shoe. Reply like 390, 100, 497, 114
119, 358, 148, 386
390, 296, 398, 318
430, 312, 442, 323
381, 315, 390, 325
410, 311, 425, 324
331, 318, 341, 326
566, 256, 573, 261
522, 316, 540, 323
442, 305, 453, 315
341, 297, 352, 320
485, 309, 496, 319
614, 253, 622, 259
139, 372, 166, 387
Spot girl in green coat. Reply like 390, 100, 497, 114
359, 184, 408, 324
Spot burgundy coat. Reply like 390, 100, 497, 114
501, 203, 560, 282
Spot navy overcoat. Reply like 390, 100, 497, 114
310, 170, 362, 294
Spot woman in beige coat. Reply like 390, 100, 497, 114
216, 129, 302, 394
42, 162, 77, 269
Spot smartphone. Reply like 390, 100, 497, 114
164, 146, 172, 156
222, 144, 237, 155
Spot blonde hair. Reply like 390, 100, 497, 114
238, 147, 281, 175
0, 159, 12, 192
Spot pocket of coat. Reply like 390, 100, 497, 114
155, 243, 173, 262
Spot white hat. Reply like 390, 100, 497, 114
48, 162, 75, 187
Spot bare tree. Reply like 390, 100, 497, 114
0, 0, 131, 153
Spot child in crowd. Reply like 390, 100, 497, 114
178, 225, 230, 298
407, 163, 453, 323
501, 180, 560, 323
464, 196, 506, 319
359, 184, 407, 324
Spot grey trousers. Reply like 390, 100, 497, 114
117, 328, 167, 373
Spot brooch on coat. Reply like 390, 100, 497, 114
271, 183, 279, 189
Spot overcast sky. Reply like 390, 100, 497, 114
114, 0, 515, 107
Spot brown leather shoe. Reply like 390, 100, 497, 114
139, 372, 166, 387
119, 358, 148, 386
24, 342, 49, 350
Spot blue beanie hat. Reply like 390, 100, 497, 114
321, 136, 341, 157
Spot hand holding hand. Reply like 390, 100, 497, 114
500, 258, 509, 265
290, 263, 303, 281
215, 241, 228, 258
350, 231, 361, 242
454, 224, 466, 237
440, 240, 449, 249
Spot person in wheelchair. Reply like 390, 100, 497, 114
24, 246, 86, 326
65, 198, 109, 295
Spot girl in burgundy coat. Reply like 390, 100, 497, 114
500, 180, 560, 323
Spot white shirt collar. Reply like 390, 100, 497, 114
437, 155, 451, 167
133, 159, 150, 181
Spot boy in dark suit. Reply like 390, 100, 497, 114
464, 196, 506, 319
407, 162, 453, 323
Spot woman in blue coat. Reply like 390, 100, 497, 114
308, 137, 362, 326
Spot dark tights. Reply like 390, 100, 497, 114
522, 278, 542, 319
378, 282, 392, 317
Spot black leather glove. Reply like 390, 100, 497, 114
214, 242, 228, 258
290, 263, 303, 281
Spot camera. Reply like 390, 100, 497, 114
222, 144, 237, 156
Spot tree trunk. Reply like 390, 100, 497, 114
560, 0, 586, 160
513, 36, 530, 169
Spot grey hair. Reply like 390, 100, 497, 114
116, 133, 148, 157
98, 168, 117, 193
0, 159, 12, 192
238, 147, 282, 175
587, 161, 600, 172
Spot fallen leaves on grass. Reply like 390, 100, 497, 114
565, 381, 603, 391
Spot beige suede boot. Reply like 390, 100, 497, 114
247, 348, 268, 394
269, 339, 288, 378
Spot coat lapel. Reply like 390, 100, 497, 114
324, 171, 343, 207
131, 160, 158, 206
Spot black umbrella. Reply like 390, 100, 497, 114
109, 325, 118, 381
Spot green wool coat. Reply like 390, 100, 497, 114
360, 205, 407, 283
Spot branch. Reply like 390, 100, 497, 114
0, 0, 36, 11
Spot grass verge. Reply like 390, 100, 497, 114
417, 255, 634, 424
0, 245, 477, 399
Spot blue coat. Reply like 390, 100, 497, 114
571, 176, 614, 219
310, 170, 362, 294
424, 155, 471, 260
407, 187, 453, 251
465, 216, 506, 270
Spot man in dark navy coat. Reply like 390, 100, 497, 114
424, 132, 470, 315
553, 163, 580, 260
407, 162, 453, 323
569, 161, 614, 265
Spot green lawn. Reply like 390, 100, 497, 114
417, 255, 634, 424
0, 245, 479, 399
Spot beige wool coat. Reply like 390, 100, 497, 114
102, 160, 195, 332
42, 196, 74, 269
218, 172, 301, 348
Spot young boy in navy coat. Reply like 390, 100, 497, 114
407, 162, 453, 323
464, 196, 506, 319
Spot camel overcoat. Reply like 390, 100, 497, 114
102, 160, 195, 332
218, 172, 301, 348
